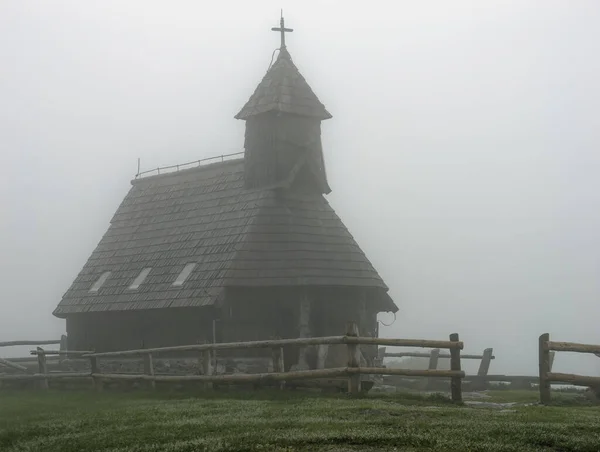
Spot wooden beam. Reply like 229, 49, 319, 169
29, 350, 93, 356
0, 357, 29, 373
83, 336, 463, 359
424, 349, 440, 390
201, 350, 212, 390
349, 367, 465, 378
90, 356, 102, 391
9, 356, 59, 363
83, 337, 349, 358
547, 341, 600, 354
93, 368, 351, 383
477, 348, 494, 376
90, 367, 465, 384
547, 372, 600, 386
271, 345, 285, 390
449, 334, 462, 402
36, 348, 48, 390
0, 372, 91, 381
346, 322, 361, 394
428, 349, 440, 371
471, 348, 494, 391
384, 352, 495, 360
143, 353, 155, 390
316, 344, 329, 370
347, 337, 464, 349
0, 340, 61, 347
59, 335, 68, 364
539, 333, 551, 405
297, 294, 311, 369
466, 375, 538, 383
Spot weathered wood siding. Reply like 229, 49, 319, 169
66, 308, 215, 352
222, 287, 380, 369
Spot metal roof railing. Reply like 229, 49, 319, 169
135, 152, 244, 179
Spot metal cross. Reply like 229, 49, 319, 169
271, 12, 293, 48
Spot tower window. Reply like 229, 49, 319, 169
173, 263, 197, 287
129, 268, 152, 290
89, 272, 111, 293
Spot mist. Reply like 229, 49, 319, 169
1, 1, 599, 377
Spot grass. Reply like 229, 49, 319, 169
0, 389, 599, 451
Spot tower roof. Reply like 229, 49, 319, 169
235, 47, 332, 120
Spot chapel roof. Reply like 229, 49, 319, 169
53, 159, 397, 317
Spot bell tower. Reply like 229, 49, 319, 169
235, 15, 332, 194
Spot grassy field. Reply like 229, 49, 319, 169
0, 389, 599, 451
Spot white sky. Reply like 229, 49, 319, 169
1, 1, 599, 376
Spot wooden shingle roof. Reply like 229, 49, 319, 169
235, 48, 332, 120
53, 159, 397, 317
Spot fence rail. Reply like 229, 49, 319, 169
28, 350, 92, 356
0, 336, 68, 375
379, 346, 492, 390
0, 323, 466, 402
381, 352, 494, 360
0, 340, 61, 348
547, 341, 600, 354
82, 336, 463, 359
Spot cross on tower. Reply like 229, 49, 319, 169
271, 12, 293, 48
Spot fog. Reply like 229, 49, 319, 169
1, 1, 599, 376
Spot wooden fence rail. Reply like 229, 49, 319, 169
0, 339, 62, 348
380, 351, 495, 360
539, 333, 600, 404
379, 346, 493, 389
0, 335, 69, 374
81, 336, 463, 359
0, 323, 466, 402
29, 350, 93, 356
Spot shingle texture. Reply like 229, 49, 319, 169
235, 48, 332, 120
53, 159, 396, 316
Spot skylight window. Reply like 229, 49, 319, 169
129, 268, 152, 290
89, 272, 111, 293
173, 263, 197, 287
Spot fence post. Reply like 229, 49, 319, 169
90, 354, 102, 391
316, 344, 329, 369
474, 347, 494, 390
539, 333, 551, 404
428, 348, 440, 371
271, 345, 285, 390
376, 347, 386, 367
424, 348, 441, 390
202, 349, 213, 390
346, 321, 361, 395
143, 353, 156, 391
36, 347, 48, 390
59, 335, 68, 365
449, 334, 462, 403
477, 348, 493, 377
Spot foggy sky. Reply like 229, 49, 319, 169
1, 1, 599, 376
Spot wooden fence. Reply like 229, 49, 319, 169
0, 323, 467, 402
0, 336, 68, 371
379, 346, 495, 387
538, 333, 600, 404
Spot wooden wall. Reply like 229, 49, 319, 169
65, 287, 383, 364
66, 307, 215, 352
223, 287, 381, 369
